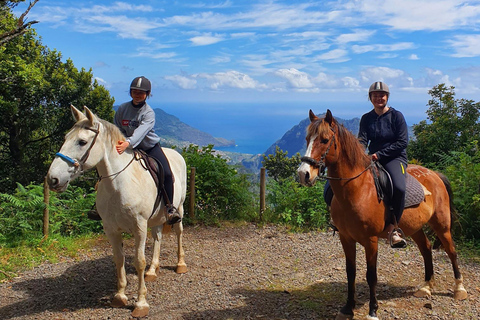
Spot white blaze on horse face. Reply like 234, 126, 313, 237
297, 134, 317, 182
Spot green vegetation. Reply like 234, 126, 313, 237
1, 3, 480, 282
181, 144, 256, 224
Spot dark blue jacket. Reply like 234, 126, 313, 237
358, 107, 408, 164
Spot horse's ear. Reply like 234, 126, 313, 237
71, 105, 86, 122
325, 109, 334, 125
83, 106, 98, 126
309, 109, 319, 122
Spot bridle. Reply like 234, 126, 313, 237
301, 126, 337, 173
300, 125, 373, 181
55, 124, 100, 171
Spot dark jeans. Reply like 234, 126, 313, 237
145, 143, 174, 206
382, 159, 407, 224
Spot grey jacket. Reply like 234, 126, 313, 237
114, 101, 160, 150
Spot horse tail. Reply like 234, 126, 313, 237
433, 171, 458, 249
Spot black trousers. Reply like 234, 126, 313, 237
145, 143, 174, 206
382, 159, 407, 224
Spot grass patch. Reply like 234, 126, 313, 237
0, 233, 104, 282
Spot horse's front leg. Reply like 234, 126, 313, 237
105, 230, 128, 308
410, 230, 435, 298
145, 225, 163, 282
364, 238, 379, 320
174, 221, 187, 274
131, 223, 150, 318
337, 235, 357, 320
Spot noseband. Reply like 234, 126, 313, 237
55, 125, 100, 169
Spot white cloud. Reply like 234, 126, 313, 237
409, 54, 420, 60
189, 34, 225, 46
360, 67, 406, 84
352, 42, 415, 54
448, 34, 480, 57
315, 49, 350, 63
274, 68, 315, 89
335, 29, 376, 44
349, 0, 480, 31
194, 70, 259, 89
164, 75, 197, 89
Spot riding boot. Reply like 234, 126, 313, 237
166, 205, 182, 225
385, 224, 407, 248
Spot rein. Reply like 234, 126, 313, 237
98, 154, 136, 182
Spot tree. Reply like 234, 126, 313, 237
0, 6, 114, 192
409, 84, 480, 167
262, 146, 301, 182
0, 0, 39, 46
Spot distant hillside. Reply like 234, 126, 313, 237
263, 112, 361, 157
152, 108, 235, 148
113, 105, 235, 148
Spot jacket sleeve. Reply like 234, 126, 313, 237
376, 111, 408, 160
358, 114, 369, 150
126, 108, 156, 148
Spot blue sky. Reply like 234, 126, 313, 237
14, 0, 480, 126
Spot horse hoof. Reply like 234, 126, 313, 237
335, 312, 353, 320
145, 273, 157, 282
111, 294, 128, 308
176, 264, 188, 274
132, 305, 149, 318
454, 289, 468, 300
414, 287, 432, 298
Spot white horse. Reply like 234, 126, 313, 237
46, 105, 187, 318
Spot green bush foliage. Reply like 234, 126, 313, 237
262, 147, 330, 230
439, 145, 480, 241
181, 144, 256, 224
264, 177, 329, 230
0, 183, 101, 247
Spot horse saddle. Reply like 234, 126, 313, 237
134, 149, 168, 213
372, 162, 426, 208
323, 162, 427, 209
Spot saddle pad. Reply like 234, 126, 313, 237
405, 173, 425, 208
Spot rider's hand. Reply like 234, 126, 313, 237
371, 153, 379, 161
116, 140, 130, 154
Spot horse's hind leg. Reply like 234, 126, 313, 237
145, 225, 163, 282
410, 230, 435, 298
431, 226, 467, 300
105, 231, 128, 308
174, 220, 187, 274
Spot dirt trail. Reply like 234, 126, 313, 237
0, 224, 479, 319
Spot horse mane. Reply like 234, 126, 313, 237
309, 116, 370, 168
75, 117, 125, 146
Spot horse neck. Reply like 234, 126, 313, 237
327, 152, 374, 195
94, 132, 137, 182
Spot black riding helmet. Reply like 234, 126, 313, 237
130, 76, 151, 95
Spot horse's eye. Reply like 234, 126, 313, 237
79, 140, 88, 146
321, 138, 329, 144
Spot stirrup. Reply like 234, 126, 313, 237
166, 206, 182, 225
389, 228, 407, 248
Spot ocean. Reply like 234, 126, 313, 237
160, 102, 310, 155
158, 102, 426, 155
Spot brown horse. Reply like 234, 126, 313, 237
297, 109, 467, 320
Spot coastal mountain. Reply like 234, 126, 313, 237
114, 106, 235, 148
263, 113, 361, 157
